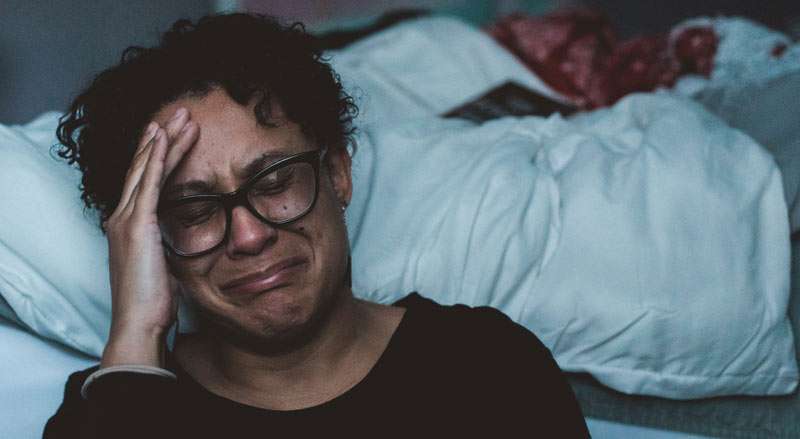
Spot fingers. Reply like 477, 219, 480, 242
161, 120, 199, 186
132, 127, 169, 215
164, 108, 188, 140
129, 122, 159, 170
156, 107, 197, 180
120, 128, 165, 217
133, 110, 200, 215
117, 123, 160, 211
114, 108, 199, 220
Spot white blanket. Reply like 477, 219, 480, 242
347, 93, 797, 398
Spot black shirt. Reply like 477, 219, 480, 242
44, 293, 590, 438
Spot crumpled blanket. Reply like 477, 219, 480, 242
347, 92, 797, 399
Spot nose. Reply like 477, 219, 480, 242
225, 205, 277, 258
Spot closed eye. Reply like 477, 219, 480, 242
172, 203, 219, 227
251, 166, 295, 196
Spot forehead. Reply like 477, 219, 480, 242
155, 89, 311, 190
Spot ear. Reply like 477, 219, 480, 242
325, 146, 352, 207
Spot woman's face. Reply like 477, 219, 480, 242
153, 88, 352, 352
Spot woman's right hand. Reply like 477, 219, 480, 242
101, 108, 199, 369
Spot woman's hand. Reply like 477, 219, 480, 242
101, 108, 199, 368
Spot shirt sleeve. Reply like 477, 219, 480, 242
43, 367, 179, 439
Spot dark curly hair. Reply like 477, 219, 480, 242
56, 13, 358, 231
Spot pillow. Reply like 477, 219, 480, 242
544, 93, 796, 398
674, 17, 800, 232
327, 16, 565, 128
0, 112, 111, 356
348, 93, 797, 398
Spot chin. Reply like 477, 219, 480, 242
203, 284, 342, 355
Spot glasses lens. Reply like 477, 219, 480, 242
158, 156, 319, 256
248, 161, 316, 223
159, 199, 226, 255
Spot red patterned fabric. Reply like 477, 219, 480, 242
487, 9, 718, 109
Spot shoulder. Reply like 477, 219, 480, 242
391, 293, 589, 436
393, 293, 553, 366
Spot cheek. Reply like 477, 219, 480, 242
289, 204, 345, 271
168, 256, 217, 291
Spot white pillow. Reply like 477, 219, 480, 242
327, 16, 565, 128
540, 93, 796, 398
674, 17, 800, 232
0, 112, 110, 356
348, 93, 797, 398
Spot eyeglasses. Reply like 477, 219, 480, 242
158, 149, 326, 257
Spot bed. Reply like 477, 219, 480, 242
2, 6, 799, 439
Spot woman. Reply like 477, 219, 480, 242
44, 13, 589, 438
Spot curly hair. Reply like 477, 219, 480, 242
56, 13, 358, 230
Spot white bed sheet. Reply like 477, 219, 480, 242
0, 319, 95, 439
0, 318, 710, 439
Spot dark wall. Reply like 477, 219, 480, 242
2, 0, 797, 124
0, 1, 212, 124
574, 0, 800, 38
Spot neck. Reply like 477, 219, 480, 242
179, 288, 376, 409
212, 289, 363, 381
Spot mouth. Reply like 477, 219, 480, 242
220, 256, 308, 296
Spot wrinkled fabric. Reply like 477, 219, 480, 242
673, 17, 800, 233
348, 93, 797, 398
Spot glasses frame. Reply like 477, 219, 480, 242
158, 148, 326, 258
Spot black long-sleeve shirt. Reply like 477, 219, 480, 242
44, 293, 590, 438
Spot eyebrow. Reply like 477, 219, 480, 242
236, 151, 293, 180
162, 180, 216, 200
162, 151, 292, 199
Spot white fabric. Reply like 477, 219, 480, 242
348, 93, 797, 398
538, 94, 796, 397
348, 116, 560, 312
0, 294, 22, 325
327, 16, 565, 128
0, 319, 95, 439
0, 113, 112, 356
674, 17, 800, 232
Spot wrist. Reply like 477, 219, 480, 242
101, 325, 169, 369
